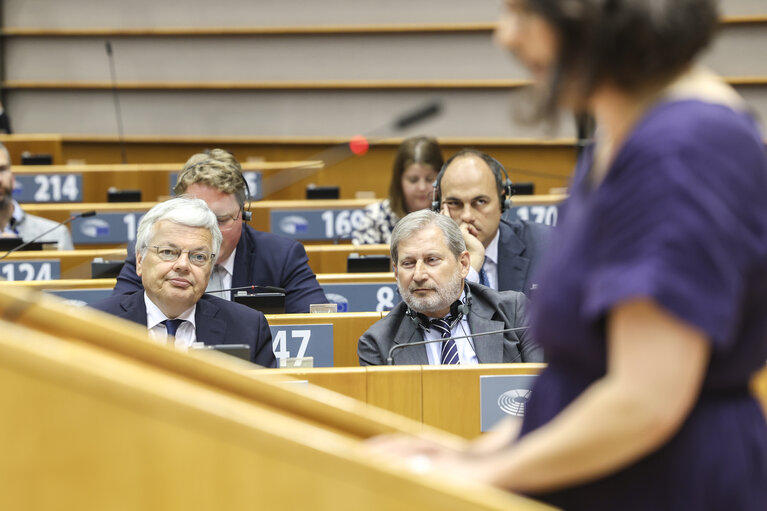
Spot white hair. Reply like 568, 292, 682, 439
135, 196, 222, 261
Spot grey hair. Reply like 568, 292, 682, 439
135, 196, 222, 262
0, 142, 9, 161
390, 210, 466, 264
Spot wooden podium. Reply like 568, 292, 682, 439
0, 286, 554, 510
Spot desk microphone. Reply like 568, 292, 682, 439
206, 284, 287, 295
0, 210, 96, 261
386, 325, 529, 366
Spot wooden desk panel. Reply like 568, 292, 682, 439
12, 161, 322, 204
0, 243, 391, 278
274, 364, 548, 438
1, 249, 125, 279
366, 366, 423, 424
421, 364, 545, 439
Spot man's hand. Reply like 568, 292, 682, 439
439, 203, 485, 271
459, 223, 486, 272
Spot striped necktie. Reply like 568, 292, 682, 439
430, 316, 460, 365
479, 256, 490, 287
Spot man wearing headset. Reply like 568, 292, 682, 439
435, 149, 551, 297
113, 150, 328, 313
358, 210, 541, 366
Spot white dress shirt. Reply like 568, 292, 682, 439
466, 228, 500, 290
144, 292, 197, 348
205, 247, 236, 300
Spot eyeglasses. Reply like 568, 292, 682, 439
216, 210, 242, 231
147, 246, 215, 266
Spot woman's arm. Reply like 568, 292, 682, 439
461, 298, 710, 492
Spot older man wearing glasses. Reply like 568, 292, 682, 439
92, 196, 276, 367
113, 150, 328, 313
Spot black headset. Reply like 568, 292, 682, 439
431, 150, 514, 214
177, 156, 253, 222
405, 282, 473, 332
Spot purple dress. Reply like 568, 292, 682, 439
522, 100, 767, 510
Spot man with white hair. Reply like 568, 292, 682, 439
358, 209, 541, 366
92, 196, 275, 367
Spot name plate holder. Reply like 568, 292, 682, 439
269, 324, 334, 367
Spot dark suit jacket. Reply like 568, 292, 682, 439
497, 218, 552, 296
358, 281, 543, 366
112, 224, 328, 313
91, 291, 276, 367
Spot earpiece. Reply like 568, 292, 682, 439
239, 169, 253, 223
456, 282, 472, 316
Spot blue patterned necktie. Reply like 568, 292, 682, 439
479, 256, 490, 287
430, 316, 460, 365
163, 319, 185, 344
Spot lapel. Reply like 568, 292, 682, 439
467, 288, 506, 363
230, 226, 254, 291
497, 220, 530, 293
194, 296, 228, 346
390, 313, 430, 365
120, 292, 149, 326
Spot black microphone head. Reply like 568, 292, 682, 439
105, 41, 113, 55
394, 101, 442, 131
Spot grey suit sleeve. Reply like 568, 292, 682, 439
513, 293, 544, 362
358, 332, 385, 366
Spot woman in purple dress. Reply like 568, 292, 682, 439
369, 1, 767, 508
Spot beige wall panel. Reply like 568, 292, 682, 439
4, 88, 577, 138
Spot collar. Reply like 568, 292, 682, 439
215, 247, 237, 277
484, 228, 500, 265
144, 292, 197, 329
10, 200, 24, 227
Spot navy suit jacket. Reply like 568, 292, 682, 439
91, 292, 276, 367
497, 218, 552, 296
113, 224, 328, 313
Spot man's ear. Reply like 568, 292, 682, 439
393, 261, 398, 280
135, 250, 144, 277
459, 250, 471, 278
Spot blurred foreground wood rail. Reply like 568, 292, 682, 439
0, 285, 554, 510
